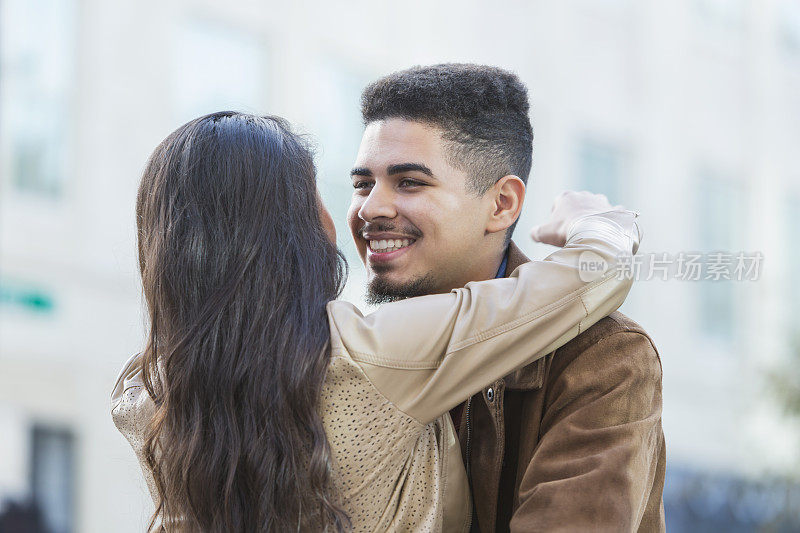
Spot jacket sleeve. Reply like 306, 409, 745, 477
326, 210, 641, 425
509, 331, 665, 533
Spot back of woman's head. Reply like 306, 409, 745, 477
136, 111, 348, 532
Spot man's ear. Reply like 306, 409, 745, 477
485, 175, 526, 234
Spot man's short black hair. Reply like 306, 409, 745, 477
361, 63, 533, 240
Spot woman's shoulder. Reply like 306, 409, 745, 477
110, 352, 145, 406
110, 352, 155, 450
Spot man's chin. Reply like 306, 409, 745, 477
365, 273, 438, 305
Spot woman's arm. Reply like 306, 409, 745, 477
326, 195, 641, 425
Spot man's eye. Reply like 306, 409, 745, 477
353, 181, 373, 190
399, 178, 424, 188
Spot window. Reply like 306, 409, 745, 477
787, 195, 800, 328
0, 0, 77, 197
576, 138, 627, 205
694, 0, 746, 30
309, 59, 367, 225
303, 59, 372, 306
30, 425, 75, 533
303, 59, 369, 265
171, 19, 267, 124
779, 0, 800, 55
311, 60, 365, 183
696, 174, 745, 342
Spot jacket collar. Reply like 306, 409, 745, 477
501, 241, 546, 391
502, 240, 529, 277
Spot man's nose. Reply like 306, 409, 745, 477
358, 184, 397, 222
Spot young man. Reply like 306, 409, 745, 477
347, 64, 666, 532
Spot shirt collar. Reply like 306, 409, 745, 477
495, 246, 510, 279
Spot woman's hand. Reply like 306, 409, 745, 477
530, 191, 623, 247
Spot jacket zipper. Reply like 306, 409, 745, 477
465, 397, 473, 532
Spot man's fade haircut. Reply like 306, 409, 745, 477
360, 63, 533, 237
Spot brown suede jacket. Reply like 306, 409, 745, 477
451, 242, 666, 533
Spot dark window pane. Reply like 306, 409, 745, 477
30, 426, 74, 533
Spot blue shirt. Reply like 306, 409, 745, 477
495, 246, 510, 279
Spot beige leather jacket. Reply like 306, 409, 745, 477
111, 211, 640, 532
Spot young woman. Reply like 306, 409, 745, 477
111, 111, 641, 532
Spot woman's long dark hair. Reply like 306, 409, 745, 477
136, 112, 349, 531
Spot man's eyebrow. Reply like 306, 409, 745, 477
350, 167, 372, 177
387, 163, 435, 178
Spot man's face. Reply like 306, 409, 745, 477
347, 118, 500, 303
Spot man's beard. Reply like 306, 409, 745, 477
365, 272, 439, 304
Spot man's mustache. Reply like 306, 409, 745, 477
359, 222, 423, 239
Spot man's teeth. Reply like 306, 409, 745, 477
370, 238, 413, 253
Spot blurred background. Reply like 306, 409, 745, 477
1, 0, 799, 531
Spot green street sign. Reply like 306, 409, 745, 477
0, 280, 55, 314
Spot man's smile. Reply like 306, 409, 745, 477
363, 233, 418, 264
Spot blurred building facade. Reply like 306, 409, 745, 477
1, 0, 799, 531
